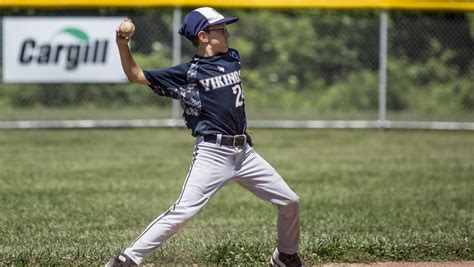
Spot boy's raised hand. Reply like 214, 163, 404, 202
116, 19, 134, 46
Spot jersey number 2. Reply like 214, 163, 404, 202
232, 85, 244, 108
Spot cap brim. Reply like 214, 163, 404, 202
210, 17, 239, 26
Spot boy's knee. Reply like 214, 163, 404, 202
286, 194, 300, 206
277, 197, 299, 219
279, 194, 299, 209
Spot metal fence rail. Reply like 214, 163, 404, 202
2, 119, 473, 130
1, 8, 472, 130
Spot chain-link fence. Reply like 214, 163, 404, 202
0, 8, 472, 129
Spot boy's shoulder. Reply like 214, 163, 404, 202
189, 48, 240, 63
228, 48, 240, 60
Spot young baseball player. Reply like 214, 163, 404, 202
107, 7, 303, 267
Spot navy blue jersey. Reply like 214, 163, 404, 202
144, 48, 247, 137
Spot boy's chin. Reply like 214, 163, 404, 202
219, 45, 229, 51
220, 44, 229, 52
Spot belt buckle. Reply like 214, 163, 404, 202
232, 135, 246, 147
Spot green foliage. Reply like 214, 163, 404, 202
0, 49, 173, 109
0, 9, 472, 114
134, 50, 173, 70
1, 83, 169, 108
387, 42, 473, 112
315, 70, 378, 111
232, 9, 379, 88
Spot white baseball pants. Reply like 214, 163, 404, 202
124, 137, 300, 264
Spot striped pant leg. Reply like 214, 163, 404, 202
233, 145, 300, 254
124, 141, 235, 264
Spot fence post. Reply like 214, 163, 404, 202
378, 10, 388, 129
172, 8, 182, 126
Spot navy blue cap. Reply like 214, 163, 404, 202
179, 7, 239, 41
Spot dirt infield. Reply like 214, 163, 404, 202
323, 262, 474, 267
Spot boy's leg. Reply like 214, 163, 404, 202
123, 142, 234, 264
233, 145, 300, 254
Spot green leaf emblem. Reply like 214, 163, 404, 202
58, 28, 89, 43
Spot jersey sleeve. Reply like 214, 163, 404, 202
228, 48, 240, 61
143, 63, 198, 106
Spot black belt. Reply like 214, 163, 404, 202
203, 134, 247, 148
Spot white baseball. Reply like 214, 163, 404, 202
118, 20, 135, 38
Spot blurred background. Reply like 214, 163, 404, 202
0, 3, 473, 265
0, 2, 473, 130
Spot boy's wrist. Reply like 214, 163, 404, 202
117, 43, 131, 51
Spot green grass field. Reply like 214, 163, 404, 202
0, 128, 472, 265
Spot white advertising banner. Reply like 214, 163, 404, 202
3, 17, 128, 83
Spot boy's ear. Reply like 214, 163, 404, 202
197, 31, 209, 43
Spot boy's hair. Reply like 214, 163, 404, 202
192, 37, 200, 48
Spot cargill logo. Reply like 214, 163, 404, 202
19, 27, 109, 70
